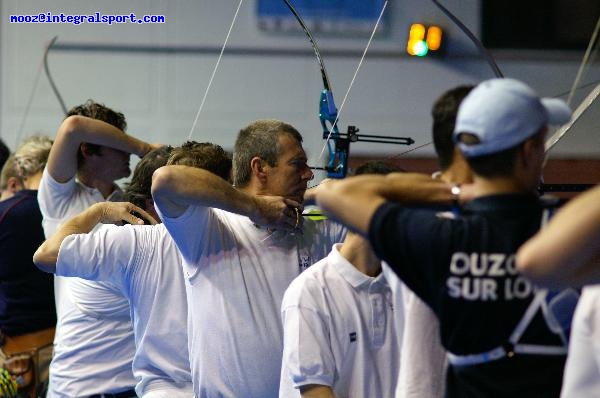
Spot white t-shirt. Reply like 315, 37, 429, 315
398, 288, 447, 398
560, 285, 600, 398
158, 205, 346, 398
279, 244, 401, 398
57, 223, 193, 397
38, 168, 136, 397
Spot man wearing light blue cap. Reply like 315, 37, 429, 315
312, 78, 574, 397
454, 78, 572, 158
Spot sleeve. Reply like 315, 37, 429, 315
37, 167, 77, 222
281, 284, 336, 389
560, 288, 600, 397
156, 204, 212, 264
398, 288, 447, 398
327, 220, 347, 246
311, 219, 347, 253
56, 224, 138, 291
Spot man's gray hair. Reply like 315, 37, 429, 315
232, 119, 303, 187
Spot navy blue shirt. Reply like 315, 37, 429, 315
370, 193, 565, 398
0, 190, 56, 335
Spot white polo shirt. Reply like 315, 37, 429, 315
560, 285, 600, 398
38, 168, 136, 397
385, 254, 446, 398
279, 244, 402, 398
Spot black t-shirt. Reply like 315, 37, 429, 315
370, 193, 566, 398
0, 190, 56, 335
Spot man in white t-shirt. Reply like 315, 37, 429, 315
37, 100, 159, 397
395, 85, 474, 398
151, 119, 346, 398
35, 143, 232, 397
279, 161, 403, 398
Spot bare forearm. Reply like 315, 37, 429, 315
49, 115, 153, 182
517, 185, 600, 287
33, 202, 151, 273
379, 172, 455, 203
300, 384, 336, 398
152, 165, 301, 229
152, 165, 257, 218
33, 203, 106, 272
316, 172, 453, 235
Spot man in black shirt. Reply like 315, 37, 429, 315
314, 78, 573, 397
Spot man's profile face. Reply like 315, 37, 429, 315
263, 133, 313, 203
94, 146, 132, 181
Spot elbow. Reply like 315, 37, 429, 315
151, 166, 177, 200
515, 248, 539, 280
516, 247, 564, 289
32, 244, 57, 274
58, 115, 87, 137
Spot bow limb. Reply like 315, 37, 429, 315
566, 15, 600, 107
431, 0, 503, 78
43, 36, 68, 115
282, 0, 389, 178
545, 15, 600, 154
281, 0, 332, 92
389, 1, 502, 160
545, 83, 600, 154
281, 0, 339, 136
16, 42, 46, 145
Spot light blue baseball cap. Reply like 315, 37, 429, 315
453, 78, 572, 158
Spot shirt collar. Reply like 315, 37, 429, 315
329, 243, 387, 289
464, 193, 540, 213
75, 177, 123, 202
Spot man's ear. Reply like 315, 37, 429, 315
521, 128, 546, 168
6, 177, 23, 193
79, 143, 98, 158
250, 157, 268, 184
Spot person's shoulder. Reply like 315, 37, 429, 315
147, 223, 180, 249
0, 191, 38, 212
39, 166, 74, 187
305, 216, 347, 239
293, 258, 329, 285
114, 222, 167, 239
284, 258, 330, 303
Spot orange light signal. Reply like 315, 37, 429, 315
407, 23, 443, 56
407, 23, 427, 56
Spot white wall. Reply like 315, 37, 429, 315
2, 0, 598, 180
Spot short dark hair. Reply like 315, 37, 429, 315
432, 85, 474, 170
123, 146, 173, 208
66, 100, 127, 165
353, 160, 403, 176
232, 119, 303, 188
167, 141, 232, 181
463, 128, 545, 177
0, 139, 10, 171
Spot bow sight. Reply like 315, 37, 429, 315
317, 88, 414, 178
